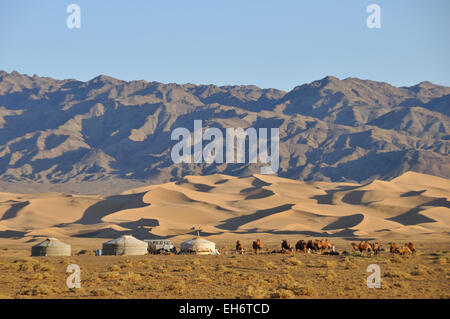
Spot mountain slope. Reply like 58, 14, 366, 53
0, 70, 448, 191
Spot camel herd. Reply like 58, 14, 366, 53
351, 241, 381, 255
235, 239, 417, 256
235, 239, 264, 254
236, 239, 337, 255
389, 242, 416, 255
351, 241, 417, 256
293, 239, 336, 254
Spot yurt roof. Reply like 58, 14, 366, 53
181, 237, 215, 248
33, 237, 70, 248
103, 235, 147, 246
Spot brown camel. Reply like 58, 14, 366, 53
252, 239, 263, 254
399, 244, 412, 255
390, 243, 400, 255
405, 242, 416, 254
307, 240, 319, 253
281, 240, 294, 253
295, 240, 306, 253
235, 240, 244, 255
371, 242, 381, 255
351, 241, 372, 255
320, 239, 332, 251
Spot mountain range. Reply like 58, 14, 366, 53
0, 70, 448, 193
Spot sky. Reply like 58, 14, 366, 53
0, 0, 449, 91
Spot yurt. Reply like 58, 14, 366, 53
180, 237, 220, 255
31, 237, 71, 256
102, 235, 148, 256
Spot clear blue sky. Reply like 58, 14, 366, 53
0, 0, 449, 91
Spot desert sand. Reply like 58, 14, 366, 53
0, 171, 449, 299
0, 171, 448, 250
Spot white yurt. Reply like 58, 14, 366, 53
180, 237, 220, 255
31, 237, 71, 256
102, 235, 148, 256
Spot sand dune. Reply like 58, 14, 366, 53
0, 171, 448, 243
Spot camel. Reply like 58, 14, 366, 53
252, 239, 263, 254
281, 240, 294, 253
306, 240, 319, 253
371, 242, 381, 255
235, 240, 244, 255
314, 239, 323, 251
306, 239, 332, 254
351, 242, 360, 253
405, 242, 416, 254
319, 239, 332, 251
351, 241, 372, 255
390, 243, 400, 255
399, 244, 412, 255
360, 241, 372, 255
295, 240, 306, 253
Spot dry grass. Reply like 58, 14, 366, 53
390, 255, 406, 264
19, 284, 55, 296
247, 285, 267, 299
410, 265, 434, 276
90, 288, 112, 297
264, 261, 278, 270
167, 280, 186, 293
282, 257, 303, 266
0, 241, 448, 299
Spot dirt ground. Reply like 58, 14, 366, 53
0, 240, 448, 299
